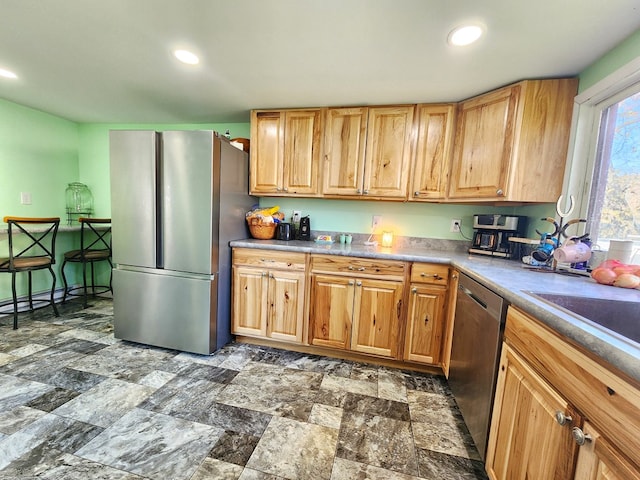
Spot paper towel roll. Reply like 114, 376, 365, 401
606, 240, 635, 263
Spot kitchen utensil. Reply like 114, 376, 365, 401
553, 240, 592, 263
607, 240, 635, 263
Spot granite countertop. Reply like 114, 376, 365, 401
230, 238, 640, 383
0, 224, 106, 234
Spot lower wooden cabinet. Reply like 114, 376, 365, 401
231, 248, 306, 344
486, 344, 581, 479
403, 263, 452, 367
231, 248, 455, 371
309, 254, 405, 358
486, 306, 640, 479
575, 422, 640, 480
308, 274, 353, 350
403, 285, 447, 365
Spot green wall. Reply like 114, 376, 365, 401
0, 99, 78, 218
579, 29, 640, 92
78, 123, 250, 215
2, 25, 639, 304
0, 99, 79, 303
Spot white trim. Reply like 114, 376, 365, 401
565, 54, 640, 244
575, 55, 640, 105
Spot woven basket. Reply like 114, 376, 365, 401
247, 218, 277, 240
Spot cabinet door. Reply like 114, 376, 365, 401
351, 278, 403, 358
250, 111, 284, 194
323, 107, 368, 196
440, 270, 459, 378
449, 85, 520, 199
403, 285, 446, 365
232, 266, 268, 337
363, 105, 415, 198
283, 109, 323, 195
309, 274, 354, 349
574, 421, 640, 480
267, 270, 305, 343
409, 104, 455, 200
486, 344, 580, 480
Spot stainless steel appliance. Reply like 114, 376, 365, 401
469, 214, 527, 258
449, 273, 507, 460
109, 130, 255, 355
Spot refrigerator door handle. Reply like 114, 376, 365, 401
155, 131, 164, 269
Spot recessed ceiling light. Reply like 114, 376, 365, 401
448, 25, 483, 46
173, 49, 199, 65
0, 68, 18, 79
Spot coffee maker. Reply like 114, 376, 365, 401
469, 214, 527, 258
298, 216, 311, 241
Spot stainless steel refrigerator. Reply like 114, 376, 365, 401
109, 130, 255, 354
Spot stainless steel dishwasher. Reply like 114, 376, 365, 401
449, 273, 507, 461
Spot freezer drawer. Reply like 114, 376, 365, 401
113, 269, 218, 355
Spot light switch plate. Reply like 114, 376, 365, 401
20, 192, 32, 205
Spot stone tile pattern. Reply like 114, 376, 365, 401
0, 299, 488, 480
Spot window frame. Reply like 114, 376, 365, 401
563, 56, 640, 248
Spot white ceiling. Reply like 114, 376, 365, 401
2, 0, 640, 124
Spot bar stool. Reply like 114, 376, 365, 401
61, 217, 112, 308
0, 217, 60, 329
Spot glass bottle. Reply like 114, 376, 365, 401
65, 182, 94, 223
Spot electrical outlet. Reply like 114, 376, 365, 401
372, 215, 382, 230
20, 192, 32, 205
292, 210, 301, 223
450, 219, 461, 233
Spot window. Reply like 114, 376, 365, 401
567, 57, 640, 263
588, 85, 640, 247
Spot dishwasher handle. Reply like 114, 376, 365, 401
459, 284, 488, 310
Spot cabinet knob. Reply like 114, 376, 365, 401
276, 187, 282, 192
356, 189, 362, 194
283, 187, 288, 192
414, 191, 420, 196
571, 427, 592, 446
269, 273, 274, 278
348, 265, 355, 270
363, 190, 369, 195
358, 267, 366, 271
452, 273, 458, 280
348, 280, 355, 286
411, 287, 417, 294
554, 411, 572, 426
356, 281, 362, 286
496, 188, 504, 196
261, 272, 267, 277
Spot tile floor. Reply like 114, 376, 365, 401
0, 298, 488, 480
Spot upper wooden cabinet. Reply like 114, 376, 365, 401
448, 78, 578, 202
322, 107, 368, 196
323, 105, 415, 199
409, 104, 456, 201
250, 108, 323, 196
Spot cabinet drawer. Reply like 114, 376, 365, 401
410, 263, 449, 286
233, 248, 306, 271
310, 254, 406, 281
506, 306, 640, 469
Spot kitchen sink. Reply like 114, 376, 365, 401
527, 292, 640, 345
